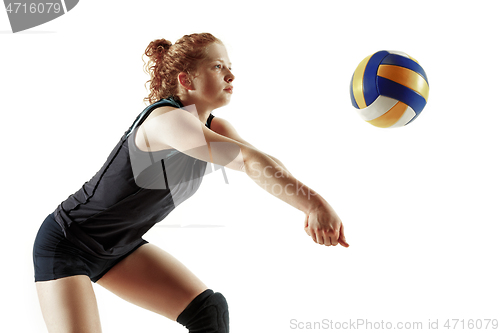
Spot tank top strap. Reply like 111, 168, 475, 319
125, 98, 214, 137
206, 113, 215, 129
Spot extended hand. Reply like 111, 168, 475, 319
304, 202, 349, 247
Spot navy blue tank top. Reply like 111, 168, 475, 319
54, 97, 214, 259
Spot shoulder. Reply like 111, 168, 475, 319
144, 98, 183, 119
150, 105, 178, 117
210, 116, 256, 149
210, 116, 237, 136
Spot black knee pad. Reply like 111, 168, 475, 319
176, 289, 229, 333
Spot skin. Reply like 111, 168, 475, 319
178, 42, 235, 125
36, 41, 348, 333
175, 43, 349, 248
36, 244, 207, 333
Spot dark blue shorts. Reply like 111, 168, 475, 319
33, 213, 148, 283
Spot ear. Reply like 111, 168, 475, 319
178, 72, 194, 90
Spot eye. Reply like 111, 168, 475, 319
215, 64, 222, 69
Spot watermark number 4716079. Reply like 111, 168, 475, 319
3, 0, 79, 33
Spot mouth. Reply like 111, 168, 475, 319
224, 86, 233, 94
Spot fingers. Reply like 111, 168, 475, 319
327, 229, 339, 246
339, 239, 349, 248
308, 228, 339, 246
339, 223, 349, 248
303, 212, 349, 248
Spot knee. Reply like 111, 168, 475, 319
176, 289, 229, 333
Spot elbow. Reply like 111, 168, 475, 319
236, 145, 258, 173
224, 145, 257, 173
222, 144, 256, 172
241, 145, 270, 175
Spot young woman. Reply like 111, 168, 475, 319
33, 32, 349, 333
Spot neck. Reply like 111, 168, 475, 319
178, 95, 213, 125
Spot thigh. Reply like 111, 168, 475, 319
33, 213, 92, 282
96, 243, 208, 321
36, 275, 102, 333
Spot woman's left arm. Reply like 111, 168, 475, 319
210, 117, 348, 248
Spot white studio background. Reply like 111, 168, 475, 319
1, 0, 499, 332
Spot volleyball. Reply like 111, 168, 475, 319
349, 50, 429, 128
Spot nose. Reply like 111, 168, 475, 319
225, 71, 235, 83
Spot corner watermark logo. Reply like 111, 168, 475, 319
3, 0, 78, 33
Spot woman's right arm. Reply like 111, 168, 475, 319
242, 150, 348, 247
144, 106, 348, 247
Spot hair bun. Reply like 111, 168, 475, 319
145, 38, 172, 60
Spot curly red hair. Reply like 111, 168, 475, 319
143, 33, 222, 105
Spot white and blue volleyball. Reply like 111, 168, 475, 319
350, 50, 429, 128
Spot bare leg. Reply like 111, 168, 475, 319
36, 275, 102, 333
96, 243, 208, 321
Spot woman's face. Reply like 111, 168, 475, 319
190, 43, 235, 110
